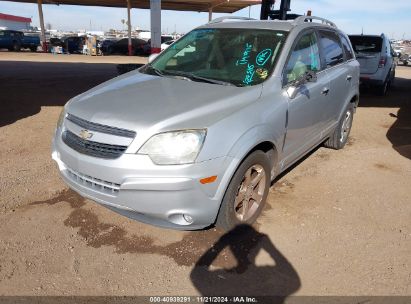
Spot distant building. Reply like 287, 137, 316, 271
0, 13, 31, 31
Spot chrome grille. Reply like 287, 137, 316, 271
66, 167, 120, 195
62, 130, 127, 159
66, 114, 136, 138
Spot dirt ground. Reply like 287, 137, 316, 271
0, 52, 410, 300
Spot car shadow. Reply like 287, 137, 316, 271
190, 225, 300, 302
359, 76, 411, 160
0, 61, 142, 128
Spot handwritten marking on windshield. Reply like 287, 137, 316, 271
256, 49, 272, 66
236, 43, 253, 66
243, 63, 255, 85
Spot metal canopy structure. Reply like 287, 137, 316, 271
1, 0, 261, 54
6, 0, 261, 13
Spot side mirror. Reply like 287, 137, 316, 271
303, 70, 318, 83
148, 53, 159, 63
286, 70, 317, 99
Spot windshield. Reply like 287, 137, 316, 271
142, 28, 287, 87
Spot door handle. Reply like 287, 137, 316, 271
346, 75, 352, 81
321, 88, 330, 95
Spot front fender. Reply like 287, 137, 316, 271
212, 124, 283, 202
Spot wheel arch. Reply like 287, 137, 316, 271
212, 140, 278, 226
350, 94, 359, 109
213, 134, 280, 206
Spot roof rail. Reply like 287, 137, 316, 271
293, 16, 337, 28
208, 16, 256, 24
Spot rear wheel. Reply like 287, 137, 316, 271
324, 103, 354, 150
216, 150, 271, 231
30, 46, 37, 52
377, 73, 390, 96
12, 41, 21, 52
377, 79, 389, 96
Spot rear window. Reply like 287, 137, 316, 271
319, 31, 344, 67
349, 35, 382, 53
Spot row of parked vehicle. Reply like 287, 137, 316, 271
48, 35, 176, 56
0, 30, 176, 56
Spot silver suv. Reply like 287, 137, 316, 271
349, 34, 396, 95
52, 16, 360, 231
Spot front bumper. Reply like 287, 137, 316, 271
52, 132, 232, 230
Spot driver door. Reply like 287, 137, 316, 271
281, 31, 330, 168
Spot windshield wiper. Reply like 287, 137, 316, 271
145, 64, 164, 77
189, 74, 235, 86
162, 70, 235, 86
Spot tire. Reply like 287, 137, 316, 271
403, 61, 408, 66
324, 103, 355, 150
30, 46, 37, 52
12, 41, 21, 52
377, 79, 388, 96
216, 150, 271, 231
391, 70, 396, 85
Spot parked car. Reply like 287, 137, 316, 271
48, 37, 63, 47
61, 36, 85, 54
52, 16, 360, 231
349, 34, 396, 95
102, 38, 150, 56
0, 30, 40, 52
399, 52, 410, 66
161, 39, 176, 51
98, 38, 118, 55
161, 35, 174, 44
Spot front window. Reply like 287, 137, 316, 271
143, 28, 287, 87
284, 32, 321, 85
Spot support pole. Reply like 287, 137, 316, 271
150, 0, 161, 54
208, 7, 213, 22
126, 0, 132, 56
37, 0, 47, 52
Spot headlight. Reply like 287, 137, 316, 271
138, 130, 206, 165
56, 108, 66, 129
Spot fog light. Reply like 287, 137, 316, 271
183, 214, 193, 224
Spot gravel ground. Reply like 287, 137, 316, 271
0, 52, 410, 299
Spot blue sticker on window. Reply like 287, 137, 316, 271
256, 49, 272, 66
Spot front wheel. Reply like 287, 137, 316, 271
324, 103, 355, 150
216, 150, 271, 231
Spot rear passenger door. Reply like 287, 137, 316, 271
318, 30, 351, 131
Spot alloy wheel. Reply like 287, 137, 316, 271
234, 164, 267, 221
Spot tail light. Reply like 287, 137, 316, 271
379, 56, 387, 68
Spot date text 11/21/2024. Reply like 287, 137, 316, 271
149, 296, 258, 303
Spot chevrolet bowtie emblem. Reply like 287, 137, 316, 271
79, 129, 93, 140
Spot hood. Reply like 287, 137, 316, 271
66, 70, 262, 132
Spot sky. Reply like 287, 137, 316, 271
0, 0, 410, 39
